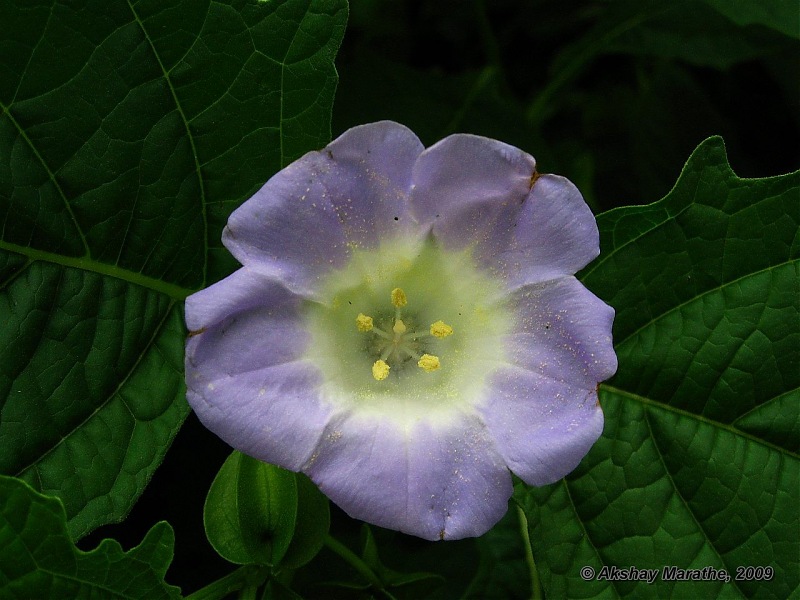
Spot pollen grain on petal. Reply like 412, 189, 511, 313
184, 121, 616, 543
430, 320, 453, 338
417, 354, 441, 372
391, 287, 407, 307
372, 359, 390, 381
356, 313, 374, 332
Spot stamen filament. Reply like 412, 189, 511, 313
408, 331, 431, 339
370, 327, 392, 340
399, 347, 421, 360
359, 287, 452, 379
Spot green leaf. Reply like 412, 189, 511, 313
295, 526, 468, 600
604, 1, 794, 69
279, 473, 331, 569
0, 0, 347, 539
359, 525, 444, 590
0, 475, 180, 599
518, 138, 799, 598
204, 451, 298, 566
262, 578, 304, 600
701, 0, 800, 40
464, 506, 531, 600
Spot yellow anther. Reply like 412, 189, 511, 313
392, 319, 407, 334
372, 360, 390, 381
417, 354, 440, 372
356, 313, 374, 332
430, 320, 453, 338
390, 287, 407, 307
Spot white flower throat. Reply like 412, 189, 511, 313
356, 287, 454, 380
303, 237, 510, 416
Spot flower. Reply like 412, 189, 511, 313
185, 121, 617, 541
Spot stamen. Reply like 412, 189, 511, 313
356, 313, 374, 332
399, 346, 420, 360
391, 287, 407, 308
430, 320, 453, 338
371, 327, 391, 340
372, 360, 390, 381
417, 354, 440, 372
359, 288, 452, 380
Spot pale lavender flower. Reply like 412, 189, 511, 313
185, 122, 616, 541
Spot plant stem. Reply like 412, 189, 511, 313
323, 534, 383, 588
517, 505, 542, 600
185, 565, 270, 600
238, 584, 259, 600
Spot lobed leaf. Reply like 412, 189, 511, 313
463, 507, 530, 600
519, 137, 799, 598
0, 0, 347, 539
0, 475, 180, 599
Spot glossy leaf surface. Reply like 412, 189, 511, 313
280, 473, 331, 569
519, 137, 799, 598
0, 475, 180, 599
0, 0, 347, 539
204, 451, 298, 566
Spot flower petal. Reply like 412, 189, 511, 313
410, 134, 598, 286
479, 366, 604, 486
478, 277, 616, 485
185, 266, 282, 333
504, 277, 617, 386
500, 174, 600, 285
303, 410, 512, 541
185, 272, 333, 470
184, 122, 617, 541
222, 121, 425, 297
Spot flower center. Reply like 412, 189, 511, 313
302, 237, 512, 420
356, 287, 454, 381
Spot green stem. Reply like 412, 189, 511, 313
238, 584, 259, 600
516, 505, 542, 600
323, 535, 383, 588
185, 565, 270, 600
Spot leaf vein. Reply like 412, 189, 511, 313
14, 300, 178, 479
0, 105, 91, 257
642, 407, 747, 597
0, 240, 193, 300
603, 384, 800, 460
124, 0, 209, 287
616, 258, 797, 348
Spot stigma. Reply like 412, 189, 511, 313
355, 287, 453, 380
